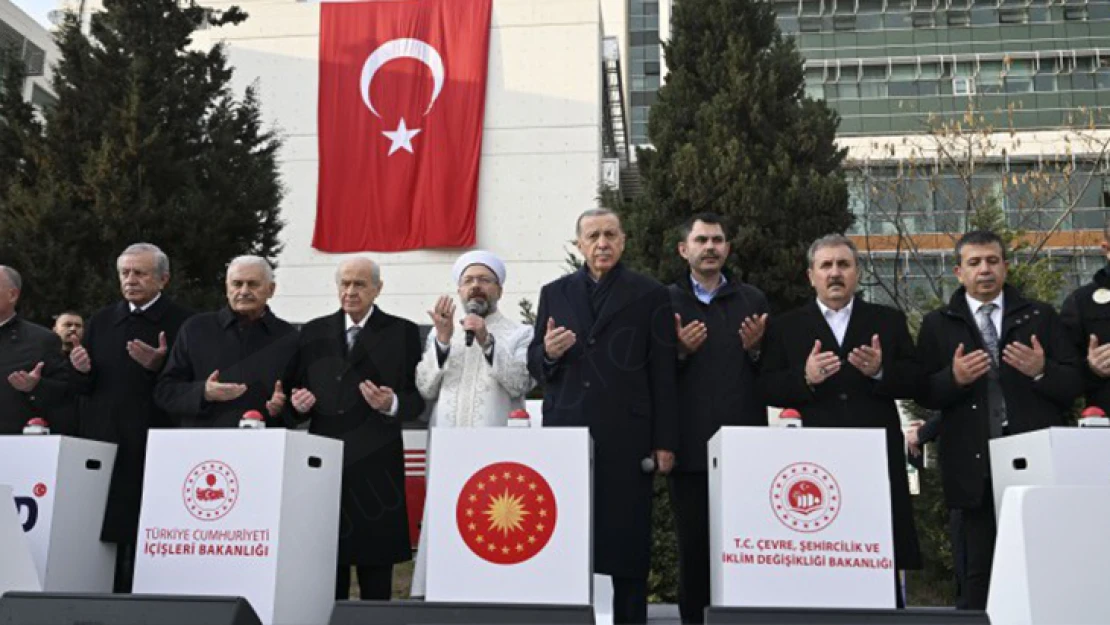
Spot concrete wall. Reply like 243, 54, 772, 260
173, 0, 603, 325
0, 0, 59, 102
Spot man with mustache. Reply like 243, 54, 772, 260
917, 230, 1081, 609
53, 312, 84, 355
69, 243, 193, 592
528, 208, 678, 624
155, 256, 296, 428
410, 250, 534, 596
287, 256, 425, 601
760, 234, 922, 606
44, 311, 85, 436
669, 213, 768, 624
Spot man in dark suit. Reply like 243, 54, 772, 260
527, 208, 678, 625
0, 266, 69, 434
68, 243, 193, 592
669, 213, 768, 624
154, 256, 296, 427
289, 257, 424, 601
760, 234, 922, 606
1061, 218, 1110, 413
44, 310, 86, 436
917, 230, 1081, 609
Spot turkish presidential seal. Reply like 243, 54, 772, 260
183, 460, 239, 521
456, 461, 558, 565
770, 462, 841, 533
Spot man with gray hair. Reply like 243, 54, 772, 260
0, 265, 69, 435
155, 255, 297, 428
760, 233, 923, 606
288, 256, 425, 601
69, 243, 194, 592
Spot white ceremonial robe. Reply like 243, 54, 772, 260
410, 310, 535, 596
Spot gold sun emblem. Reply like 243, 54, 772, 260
484, 489, 532, 536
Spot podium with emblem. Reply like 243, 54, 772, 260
708, 426, 896, 610
132, 429, 342, 625
422, 427, 591, 606
0, 435, 116, 592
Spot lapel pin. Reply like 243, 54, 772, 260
1094, 288, 1110, 305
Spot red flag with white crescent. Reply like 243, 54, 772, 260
314, 0, 492, 252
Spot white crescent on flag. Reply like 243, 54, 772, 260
360, 38, 446, 118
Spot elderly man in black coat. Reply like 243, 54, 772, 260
528, 208, 678, 625
0, 266, 69, 433
917, 230, 1082, 610
154, 256, 296, 428
669, 213, 769, 624
760, 234, 922, 607
288, 256, 424, 601
69, 244, 193, 592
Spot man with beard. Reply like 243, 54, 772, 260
760, 234, 922, 606
69, 243, 193, 592
154, 256, 295, 427
288, 256, 424, 601
528, 208, 678, 624
0, 266, 70, 435
669, 214, 768, 624
44, 311, 85, 436
53, 312, 84, 355
410, 250, 534, 596
917, 230, 1081, 609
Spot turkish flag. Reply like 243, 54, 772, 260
314, 0, 493, 252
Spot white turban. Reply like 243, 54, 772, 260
452, 250, 506, 285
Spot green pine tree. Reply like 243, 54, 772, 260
622, 0, 852, 311
0, 0, 283, 324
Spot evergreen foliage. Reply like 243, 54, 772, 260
621, 0, 852, 311
0, 0, 283, 324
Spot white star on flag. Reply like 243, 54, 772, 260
382, 118, 421, 156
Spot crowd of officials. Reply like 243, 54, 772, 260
1, 209, 1108, 624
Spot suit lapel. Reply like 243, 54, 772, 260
841, 299, 872, 356
347, 307, 388, 373
805, 300, 840, 354
566, 271, 594, 336
590, 269, 638, 338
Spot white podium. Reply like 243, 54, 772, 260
0, 435, 116, 591
133, 430, 342, 625
987, 486, 1110, 625
709, 427, 895, 609
989, 427, 1110, 515
0, 485, 41, 594
424, 427, 591, 605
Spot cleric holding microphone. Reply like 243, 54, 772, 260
759, 234, 922, 606
153, 255, 297, 427
410, 250, 535, 597
527, 208, 678, 625
287, 256, 425, 601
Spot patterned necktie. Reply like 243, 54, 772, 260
976, 303, 999, 364
347, 325, 361, 351
976, 302, 1008, 437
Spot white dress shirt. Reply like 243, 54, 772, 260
129, 292, 162, 313
817, 297, 854, 346
965, 292, 1004, 337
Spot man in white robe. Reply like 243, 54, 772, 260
411, 250, 534, 595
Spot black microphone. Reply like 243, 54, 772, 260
464, 300, 483, 347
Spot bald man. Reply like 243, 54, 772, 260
155, 256, 297, 427
0, 266, 69, 434
288, 257, 425, 601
